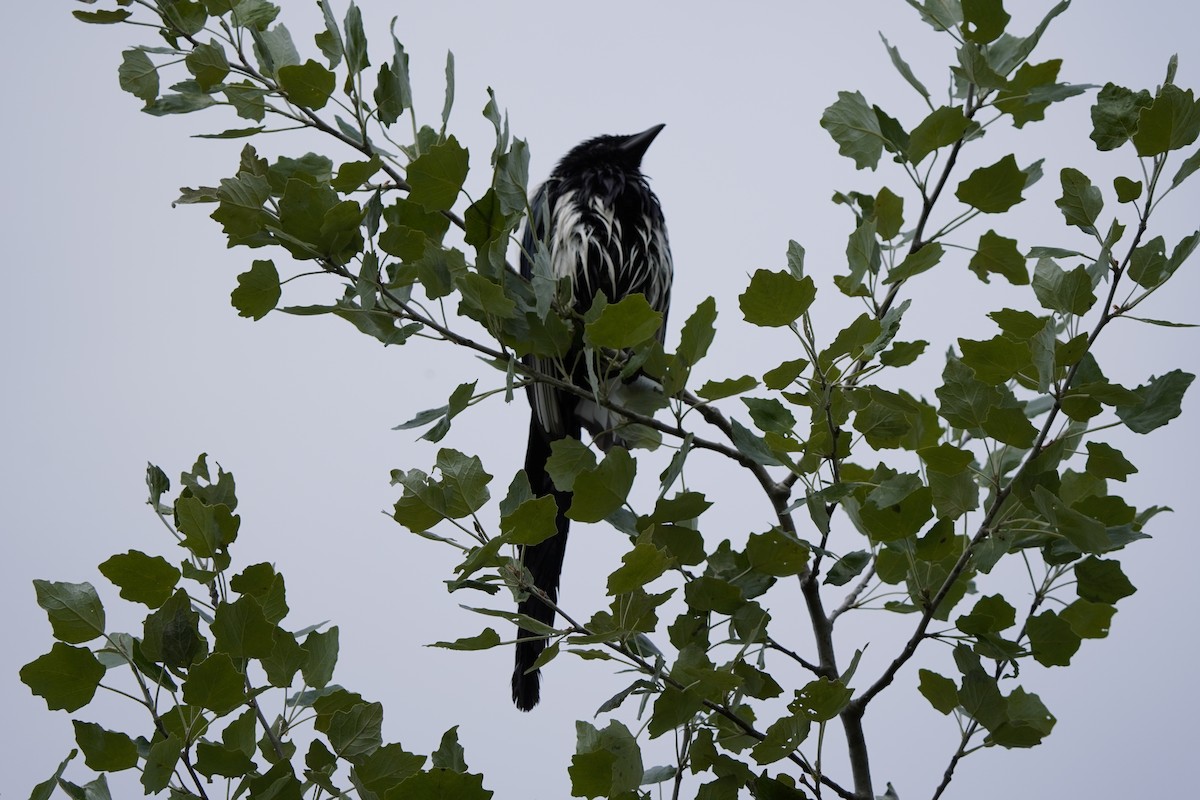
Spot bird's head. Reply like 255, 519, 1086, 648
553, 124, 665, 177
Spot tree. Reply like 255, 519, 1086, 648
17, 1, 1199, 798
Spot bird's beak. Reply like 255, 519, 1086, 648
620, 124, 666, 164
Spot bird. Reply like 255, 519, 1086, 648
512, 124, 673, 711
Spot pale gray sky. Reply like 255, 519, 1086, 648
5, 2, 1198, 798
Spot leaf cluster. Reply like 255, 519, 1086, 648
53, 1, 1200, 799
23, 456, 493, 799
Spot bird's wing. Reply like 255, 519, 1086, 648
520, 182, 573, 438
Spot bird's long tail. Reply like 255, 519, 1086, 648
512, 415, 575, 711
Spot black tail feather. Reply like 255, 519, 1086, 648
512, 415, 576, 711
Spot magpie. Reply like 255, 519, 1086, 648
513, 125, 673, 711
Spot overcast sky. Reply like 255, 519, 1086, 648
5, 2, 1199, 798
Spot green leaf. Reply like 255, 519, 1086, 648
820, 90, 885, 170
74, 9, 133, 23
142, 735, 182, 792
608, 544, 670, 594
1085, 441, 1137, 481
919, 443, 974, 475
439, 49, 457, 135
430, 628, 503, 651
955, 40, 1007, 90
1090, 83, 1153, 150
407, 136, 469, 211
990, 687, 1056, 748
1126, 236, 1168, 289
73, 720, 137, 772
792, 677, 852, 722
879, 34, 930, 102
229, 0, 279, 30
649, 492, 712, 525
994, 60, 1078, 128
857, 486, 934, 543
1075, 557, 1136, 603
380, 198, 451, 261
585, 294, 663, 348
1114, 176, 1143, 203
545, 438, 597, 492
1061, 599, 1115, 639
907, 0, 964, 31
956, 154, 1026, 213
918, 669, 959, 714
119, 49, 159, 104
745, 530, 810, 577
1031, 258, 1096, 316
750, 714, 811, 765
302, 626, 339, 690
143, 589, 207, 668
697, 375, 759, 401
1132, 84, 1200, 156
956, 594, 1016, 635
739, 270, 816, 327
743, 397, 796, 435
845, 219, 880, 287
185, 42, 230, 91
277, 58, 335, 109
884, 242, 943, 284
230, 259, 281, 320
762, 358, 809, 390
1114, 370, 1193, 433
569, 448, 636, 523
880, 340, 928, 367
824, 550, 871, 586
958, 335, 1029, 383
461, 192, 506, 256
969, 229, 1028, 284
500, 495, 558, 546
312, 0, 345, 67
230, 563, 288, 624
874, 104, 910, 160
354, 744, 426, 795
730, 419, 785, 466
1056, 168, 1103, 236
175, 495, 239, 558
327, 701, 383, 758
30, 750, 77, 800
684, 576, 744, 615
437, 449, 493, 518
20, 643, 105, 712
677, 297, 717, 365
779, 239, 804, 281
962, 0, 1009, 44
571, 721, 644, 798
261, 630, 305, 687
374, 62, 407, 126
431, 726, 468, 773
1168, 148, 1200, 193
874, 187, 905, 240
196, 741, 254, 778
34, 580, 105, 644
98, 551, 180, 608
989, 307, 1048, 339
213, 595, 276, 658
341, 2, 369, 74
929, 468, 980, 520
1026, 610, 1081, 667
496, 140, 530, 215
251, 24, 300, 77
183, 653, 246, 715
908, 105, 974, 165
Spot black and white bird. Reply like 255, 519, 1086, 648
513, 125, 673, 711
